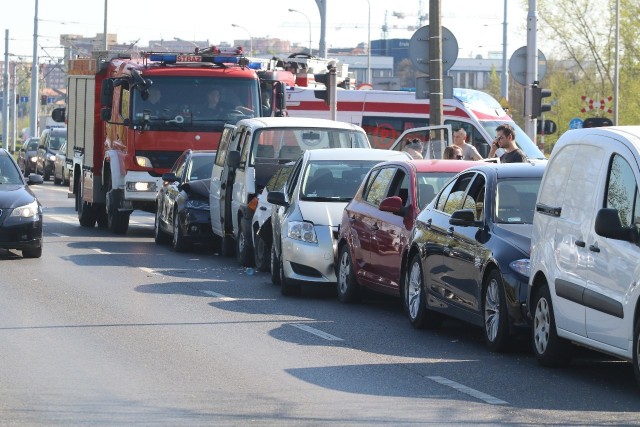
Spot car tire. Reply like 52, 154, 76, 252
154, 206, 171, 244
221, 233, 235, 257
43, 168, 50, 181
482, 269, 510, 352
53, 171, 61, 185
270, 244, 280, 285
172, 209, 187, 252
22, 245, 42, 259
106, 188, 129, 234
236, 218, 254, 267
337, 245, 360, 303
634, 316, 640, 388
532, 282, 573, 367
77, 181, 97, 228
280, 257, 300, 296
253, 228, 271, 272
405, 253, 442, 329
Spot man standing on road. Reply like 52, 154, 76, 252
453, 127, 483, 160
488, 124, 528, 163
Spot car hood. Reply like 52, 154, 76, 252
183, 179, 210, 199
298, 200, 348, 227
0, 185, 37, 209
492, 223, 532, 256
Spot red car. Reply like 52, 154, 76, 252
335, 159, 481, 303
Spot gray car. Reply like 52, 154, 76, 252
268, 148, 410, 295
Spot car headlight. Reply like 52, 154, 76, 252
510, 258, 530, 278
48, 154, 56, 161
10, 200, 40, 218
287, 221, 317, 243
29, 156, 38, 162
185, 199, 209, 210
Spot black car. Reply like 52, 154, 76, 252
0, 148, 44, 258
37, 127, 67, 181
17, 137, 40, 176
404, 162, 545, 352
154, 149, 216, 252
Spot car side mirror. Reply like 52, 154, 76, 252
267, 191, 288, 207
379, 196, 406, 216
449, 209, 478, 227
595, 208, 639, 243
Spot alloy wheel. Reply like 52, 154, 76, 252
484, 279, 501, 342
407, 261, 422, 320
533, 296, 551, 354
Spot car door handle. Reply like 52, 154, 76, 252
575, 240, 586, 247
259, 206, 267, 211
589, 244, 600, 253
447, 226, 454, 236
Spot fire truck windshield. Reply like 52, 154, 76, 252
132, 77, 260, 130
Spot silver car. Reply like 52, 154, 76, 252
268, 148, 410, 295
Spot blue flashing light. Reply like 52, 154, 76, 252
248, 62, 264, 70
213, 56, 239, 64
149, 54, 178, 63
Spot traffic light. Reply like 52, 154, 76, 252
313, 65, 337, 106
41, 94, 48, 105
531, 85, 552, 118
536, 119, 557, 135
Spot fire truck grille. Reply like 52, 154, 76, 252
136, 151, 184, 169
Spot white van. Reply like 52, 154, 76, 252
528, 126, 640, 387
209, 117, 370, 267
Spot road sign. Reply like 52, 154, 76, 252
569, 117, 583, 129
508, 47, 547, 86
408, 26, 459, 74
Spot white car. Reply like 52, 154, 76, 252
528, 126, 640, 387
268, 148, 410, 295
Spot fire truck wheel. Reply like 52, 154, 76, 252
96, 207, 108, 228
77, 182, 97, 228
106, 189, 130, 235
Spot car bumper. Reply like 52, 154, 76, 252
179, 209, 214, 243
502, 269, 530, 328
282, 225, 337, 284
0, 219, 43, 251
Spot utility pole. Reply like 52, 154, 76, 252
29, 0, 39, 140
428, 0, 443, 129
315, 0, 327, 58
2, 30, 9, 150
501, 0, 508, 101
524, 0, 537, 141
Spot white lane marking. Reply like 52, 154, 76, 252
140, 267, 161, 276
50, 232, 68, 237
428, 376, 508, 405
91, 248, 111, 255
290, 323, 344, 341
47, 215, 77, 225
201, 290, 237, 301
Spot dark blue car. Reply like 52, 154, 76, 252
403, 161, 546, 352
0, 148, 44, 258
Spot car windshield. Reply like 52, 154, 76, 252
27, 140, 39, 151
301, 160, 382, 201
494, 178, 542, 224
132, 76, 260, 131
188, 154, 216, 181
252, 128, 370, 163
49, 131, 67, 150
416, 172, 457, 209
0, 155, 23, 185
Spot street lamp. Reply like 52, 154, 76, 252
288, 8, 312, 56
231, 24, 252, 55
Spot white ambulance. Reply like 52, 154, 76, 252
284, 86, 545, 160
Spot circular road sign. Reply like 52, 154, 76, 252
569, 117, 584, 129
509, 46, 547, 86
408, 26, 459, 74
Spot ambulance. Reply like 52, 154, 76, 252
284, 86, 545, 160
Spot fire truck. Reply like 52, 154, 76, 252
59, 47, 286, 234
284, 86, 545, 160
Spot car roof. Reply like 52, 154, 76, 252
303, 148, 410, 161
234, 116, 366, 132
463, 161, 547, 179
375, 159, 485, 173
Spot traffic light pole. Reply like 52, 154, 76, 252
524, 0, 538, 142
2, 30, 9, 151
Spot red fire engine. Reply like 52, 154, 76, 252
59, 47, 285, 234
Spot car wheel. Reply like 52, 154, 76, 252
236, 218, 254, 267
106, 188, 130, 234
270, 244, 280, 285
634, 317, 640, 388
532, 282, 573, 366
43, 168, 50, 181
154, 205, 171, 244
337, 245, 359, 303
77, 181, 97, 228
254, 229, 271, 272
280, 256, 300, 296
405, 253, 441, 329
172, 209, 187, 252
221, 233, 235, 257
482, 269, 510, 352
22, 245, 42, 258
53, 170, 61, 185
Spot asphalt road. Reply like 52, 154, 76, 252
0, 181, 639, 426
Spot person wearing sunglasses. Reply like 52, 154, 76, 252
488, 123, 528, 163
444, 145, 463, 160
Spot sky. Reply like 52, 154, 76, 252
1, 0, 530, 62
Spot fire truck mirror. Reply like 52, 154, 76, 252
101, 79, 114, 107
51, 107, 66, 123
100, 107, 112, 122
